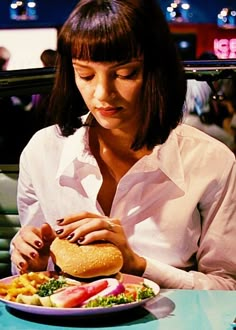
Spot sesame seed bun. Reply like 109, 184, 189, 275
50, 237, 123, 279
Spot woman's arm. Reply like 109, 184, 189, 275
144, 159, 236, 290
56, 159, 236, 290
11, 152, 55, 274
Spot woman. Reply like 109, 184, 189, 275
11, 0, 236, 289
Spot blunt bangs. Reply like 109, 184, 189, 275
51, 0, 186, 147
59, 1, 141, 62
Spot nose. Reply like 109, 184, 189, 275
93, 76, 114, 101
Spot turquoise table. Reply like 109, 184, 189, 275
1, 289, 235, 330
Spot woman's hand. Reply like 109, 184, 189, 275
55, 211, 146, 276
11, 223, 56, 274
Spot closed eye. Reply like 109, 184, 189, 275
117, 70, 138, 80
78, 74, 94, 81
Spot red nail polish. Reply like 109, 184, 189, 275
78, 237, 84, 244
67, 233, 74, 240
56, 229, 64, 235
35, 240, 42, 248
30, 252, 36, 259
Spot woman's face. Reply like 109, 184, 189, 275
72, 59, 143, 132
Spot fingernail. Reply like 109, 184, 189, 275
77, 237, 84, 244
56, 229, 64, 235
67, 233, 74, 240
35, 240, 42, 248
56, 219, 64, 224
30, 252, 36, 259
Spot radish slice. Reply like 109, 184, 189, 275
82, 278, 125, 305
50, 279, 108, 308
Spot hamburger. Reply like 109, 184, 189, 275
50, 237, 123, 279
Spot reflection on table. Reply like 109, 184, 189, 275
1, 289, 236, 330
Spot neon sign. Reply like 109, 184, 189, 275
214, 38, 236, 59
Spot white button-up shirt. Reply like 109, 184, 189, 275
15, 123, 236, 289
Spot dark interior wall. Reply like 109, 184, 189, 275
0, 1, 236, 28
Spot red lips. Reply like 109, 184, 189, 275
97, 107, 122, 117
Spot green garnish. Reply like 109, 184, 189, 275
137, 283, 155, 300
85, 284, 155, 308
85, 293, 134, 307
37, 276, 67, 297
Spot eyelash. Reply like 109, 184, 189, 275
79, 75, 93, 81
78, 70, 138, 81
117, 70, 137, 79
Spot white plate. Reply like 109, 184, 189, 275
0, 273, 160, 316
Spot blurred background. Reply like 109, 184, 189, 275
0, 1, 235, 26
0, 0, 236, 68
159, 0, 236, 23
0, 0, 235, 162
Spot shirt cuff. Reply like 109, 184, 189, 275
143, 257, 194, 289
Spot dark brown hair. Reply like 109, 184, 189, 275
40, 49, 57, 67
48, 0, 186, 150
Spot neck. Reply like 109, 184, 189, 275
89, 125, 152, 161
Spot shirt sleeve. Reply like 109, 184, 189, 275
10, 150, 46, 275
143, 258, 194, 289
143, 157, 236, 290
17, 150, 45, 227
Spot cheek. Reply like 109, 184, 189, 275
120, 82, 142, 104
75, 81, 92, 103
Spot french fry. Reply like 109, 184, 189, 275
0, 272, 51, 302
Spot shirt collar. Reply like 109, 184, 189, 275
55, 125, 92, 179
56, 124, 186, 192
157, 127, 186, 192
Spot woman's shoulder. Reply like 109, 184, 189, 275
31, 124, 63, 139
27, 125, 64, 145
21, 125, 65, 156
176, 123, 233, 148
175, 124, 235, 163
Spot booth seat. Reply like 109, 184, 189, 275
0, 164, 20, 278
